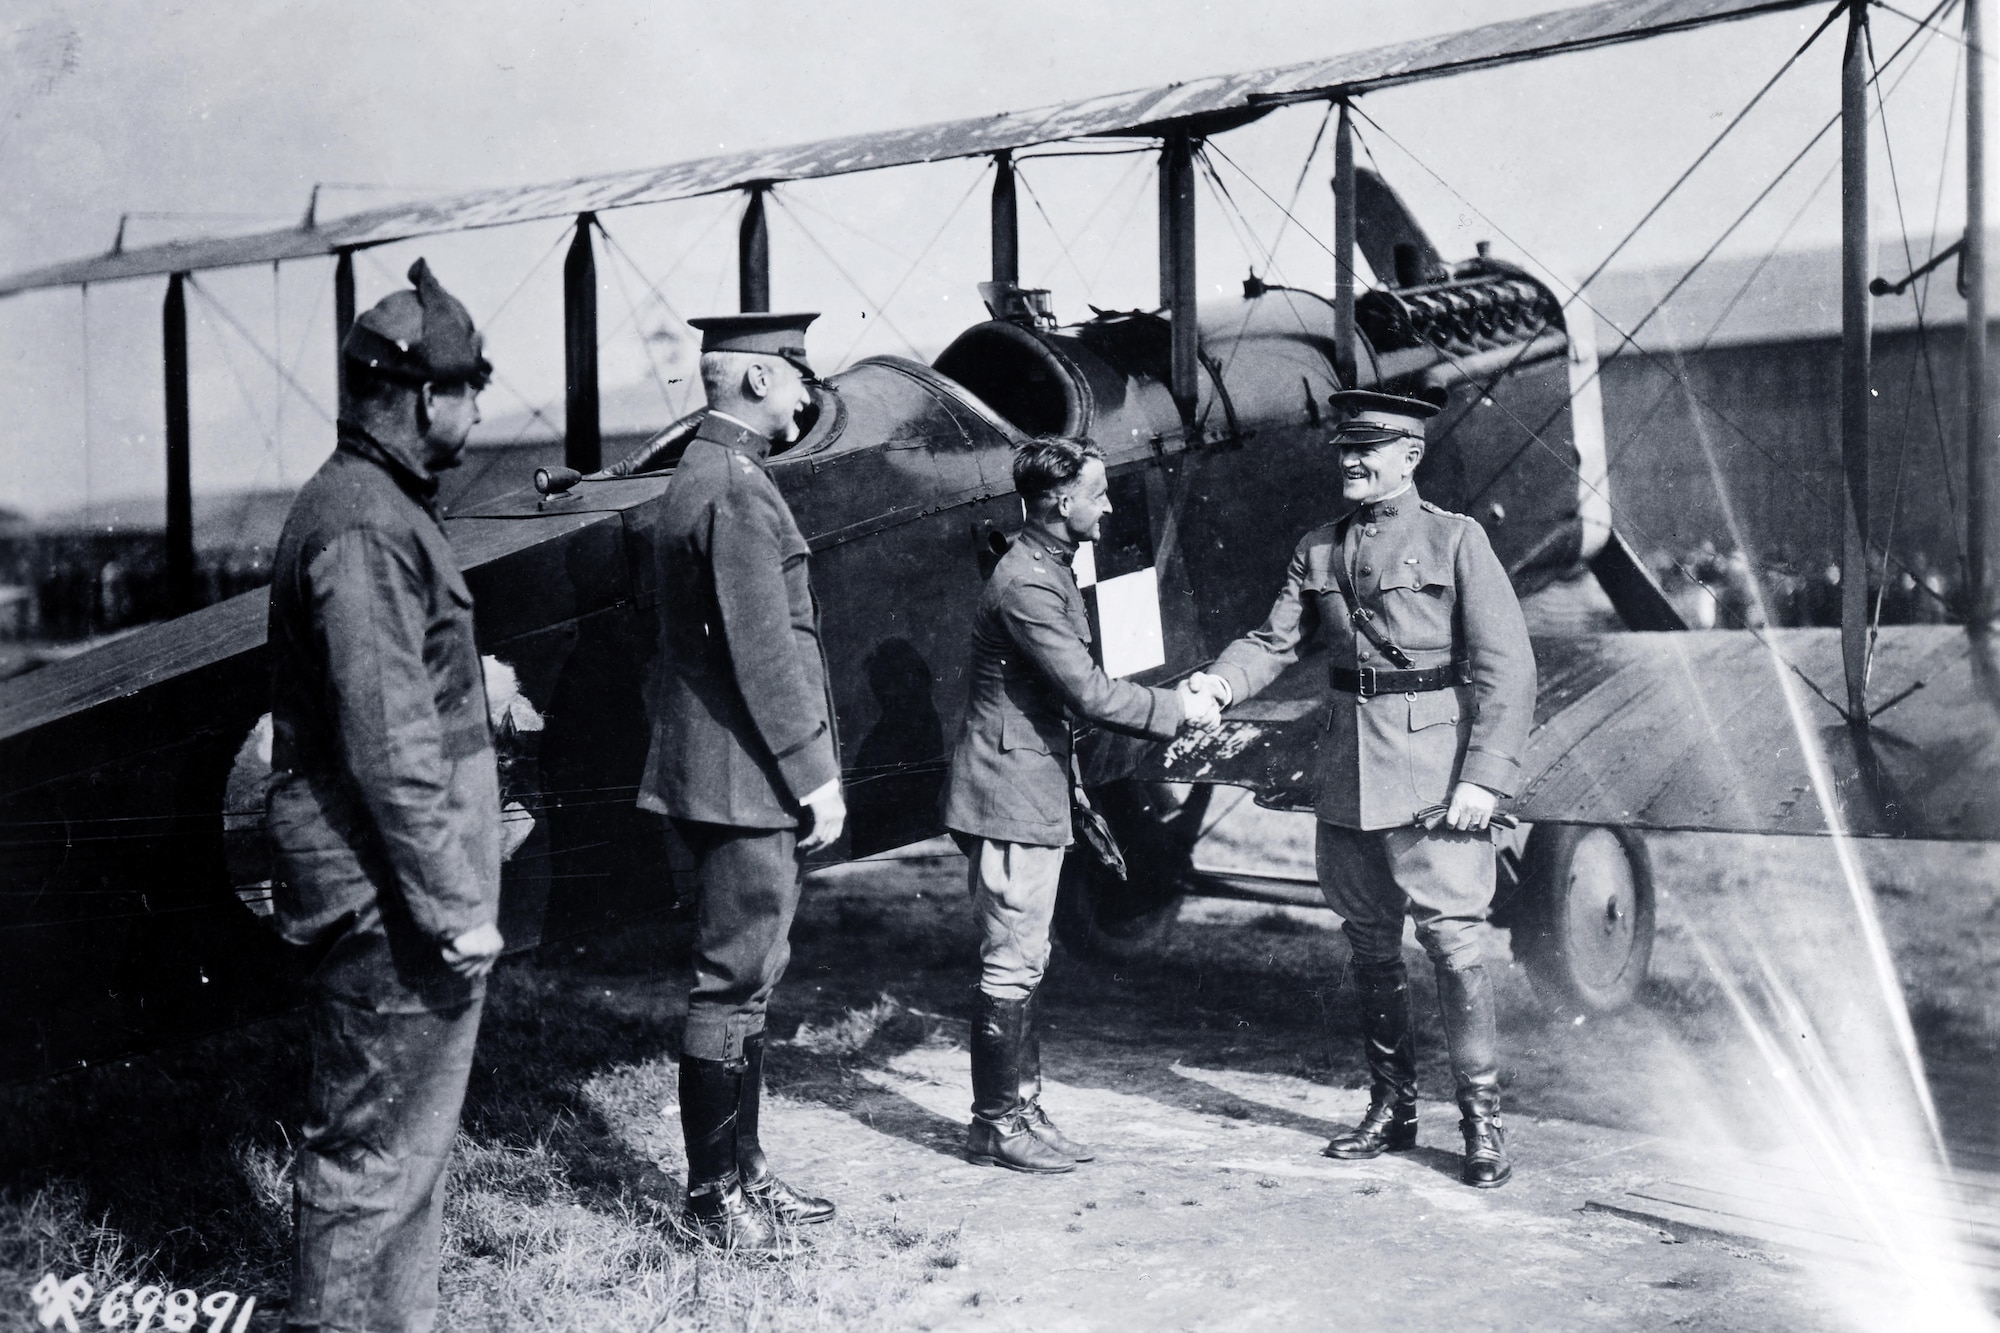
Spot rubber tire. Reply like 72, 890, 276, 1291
1050, 782, 1196, 962
1514, 824, 1655, 1014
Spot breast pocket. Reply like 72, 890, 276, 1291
1372, 563, 1453, 648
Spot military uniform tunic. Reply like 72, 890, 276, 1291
1209, 488, 1535, 829
638, 410, 839, 1061
1209, 487, 1534, 969
941, 528, 1181, 848
639, 412, 839, 827
940, 527, 1181, 999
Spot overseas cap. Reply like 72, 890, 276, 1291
688, 311, 820, 380
342, 258, 492, 389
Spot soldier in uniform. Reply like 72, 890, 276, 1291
266, 259, 503, 1331
638, 312, 843, 1253
940, 436, 1219, 1174
1188, 389, 1536, 1188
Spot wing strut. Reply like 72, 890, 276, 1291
739, 185, 772, 313
563, 214, 602, 473
163, 272, 195, 617
1968, 0, 1993, 623
992, 151, 1020, 286
1331, 101, 1357, 388
1160, 132, 1200, 412
333, 248, 355, 405
1839, 0, 1872, 720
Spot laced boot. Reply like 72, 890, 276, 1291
734, 1033, 835, 1224
1324, 959, 1419, 1160
966, 991, 1074, 1174
1018, 987, 1094, 1162
1436, 962, 1511, 1189
679, 1053, 790, 1256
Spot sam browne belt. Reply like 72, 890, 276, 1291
1330, 659, 1472, 697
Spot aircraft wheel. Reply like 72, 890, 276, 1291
1514, 824, 1655, 1014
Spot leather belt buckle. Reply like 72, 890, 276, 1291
1355, 666, 1377, 698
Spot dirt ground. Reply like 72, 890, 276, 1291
642, 806, 2000, 1332
6, 809, 1995, 1331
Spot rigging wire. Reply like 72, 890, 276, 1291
1348, 0, 1949, 452
1204, 140, 1380, 297
1082, 155, 1159, 295
183, 276, 334, 426
1861, 12, 1958, 663
1871, 0, 2000, 56
1012, 164, 1102, 306
1566, 0, 1851, 331
186, 283, 290, 462
766, 189, 925, 361
592, 219, 685, 420
781, 190, 920, 263
1350, 0, 1946, 514
271, 262, 285, 488
1262, 101, 1335, 272
835, 162, 988, 366
1066, 150, 1154, 260
1192, 143, 1327, 435
1210, 124, 1858, 717
637, 192, 741, 294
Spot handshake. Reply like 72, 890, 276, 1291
1173, 671, 1233, 732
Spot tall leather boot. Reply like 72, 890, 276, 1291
1323, 959, 1419, 1159
679, 1053, 788, 1255
1435, 962, 1511, 1188
1018, 987, 1094, 1162
735, 1033, 835, 1224
966, 992, 1074, 1174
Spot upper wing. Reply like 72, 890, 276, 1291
0, 0, 1816, 296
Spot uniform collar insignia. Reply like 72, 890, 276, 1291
1020, 527, 1077, 565
694, 409, 774, 462
1357, 484, 1418, 523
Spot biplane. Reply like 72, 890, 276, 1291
1, 0, 1994, 1083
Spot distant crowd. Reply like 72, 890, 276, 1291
1654, 540, 1957, 630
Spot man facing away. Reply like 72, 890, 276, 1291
1188, 389, 1536, 1188
266, 259, 504, 1331
637, 312, 844, 1254
940, 436, 1221, 1174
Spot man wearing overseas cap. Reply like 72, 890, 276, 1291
266, 259, 502, 1329
637, 311, 842, 1255
1186, 387, 1536, 1189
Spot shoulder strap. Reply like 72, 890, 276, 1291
1328, 517, 1416, 669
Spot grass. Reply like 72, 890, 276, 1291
0, 918, 963, 1332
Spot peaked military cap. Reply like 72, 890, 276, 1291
1328, 387, 1447, 421
688, 312, 820, 380
342, 258, 492, 389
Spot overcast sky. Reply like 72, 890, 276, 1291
0, 0, 1981, 518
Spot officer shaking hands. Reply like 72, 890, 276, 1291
941, 436, 1220, 1176
1187, 389, 1535, 1189
638, 312, 842, 1256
